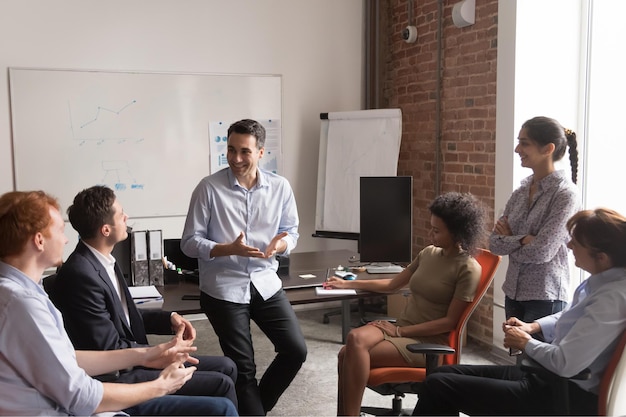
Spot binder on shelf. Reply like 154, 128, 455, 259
147, 230, 164, 286
131, 230, 149, 286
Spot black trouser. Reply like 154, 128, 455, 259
412, 364, 598, 416
201, 285, 307, 416
505, 297, 568, 363
116, 355, 238, 408
505, 296, 567, 326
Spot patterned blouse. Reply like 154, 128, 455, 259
489, 170, 580, 302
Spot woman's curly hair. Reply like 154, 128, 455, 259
428, 192, 487, 254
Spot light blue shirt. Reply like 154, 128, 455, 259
525, 267, 626, 393
181, 168, 299, 303
0, 261, 103, 415
489, 170, 580, 302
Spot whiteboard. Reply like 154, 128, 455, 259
8, 68, 282, 217
315, 109, 402, 235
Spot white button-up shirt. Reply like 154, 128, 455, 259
0, 261, 103, 415
526, 267, 626, 393
489, 170, 580, 302
181, 168, 299, 303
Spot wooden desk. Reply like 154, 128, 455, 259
160, 250, 395, 343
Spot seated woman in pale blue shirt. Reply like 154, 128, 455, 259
414, 207, 626, 416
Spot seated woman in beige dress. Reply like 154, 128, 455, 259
326, 192, 487, 416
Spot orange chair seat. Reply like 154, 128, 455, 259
368, 367, 426, 386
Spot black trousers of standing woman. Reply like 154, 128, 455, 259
505, 296, 567, 327
412, 364, 598, 416
201, 284, 307, 416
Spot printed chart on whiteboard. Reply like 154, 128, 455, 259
209, 119, 281, 174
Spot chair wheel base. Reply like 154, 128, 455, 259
361, 397, 411, 416
360, 406, 400, 416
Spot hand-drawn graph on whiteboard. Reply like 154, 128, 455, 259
69, 99, 145, 145
9, 68, 282, 218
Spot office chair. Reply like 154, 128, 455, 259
42, 273, 57, 294
521, 328, 626, 416
360, 248, 501, 415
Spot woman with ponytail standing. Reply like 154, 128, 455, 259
490, 116, 580, 324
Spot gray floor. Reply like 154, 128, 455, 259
149, 308, 509, 416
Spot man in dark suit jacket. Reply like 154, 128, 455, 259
48, 185, 238, 409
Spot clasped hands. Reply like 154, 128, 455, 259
171, 312, 196, 341
144, 326, 200, 394
143, 326, 199, 369
230, 230, 288, 259
502, 317, 533, 352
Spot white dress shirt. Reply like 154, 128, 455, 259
84, 242, 131, 325
526, 267, 626, 393
181, 167, 299, 303
0, 261, 103, 415
489, 170, 580, 302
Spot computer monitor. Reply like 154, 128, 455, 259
163, 238, 199, 272
359, 176, 413, 264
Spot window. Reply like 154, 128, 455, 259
494, 0, 625, 343
583, 0, 626, 215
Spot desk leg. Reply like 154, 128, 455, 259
341, 299, 351, 343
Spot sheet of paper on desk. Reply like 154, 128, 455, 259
315, 287, 357, 296
128, 285, 162, 299
299, 274, 317, 279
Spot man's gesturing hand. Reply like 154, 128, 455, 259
230, 231, 265, 258
264, 232, 288, 258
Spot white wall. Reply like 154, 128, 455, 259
494, 0, 583, 352
494, 0, 517, 353
0, 0, 363, 258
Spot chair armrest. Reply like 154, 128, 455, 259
520, 358, 591, 381
407, 343, 456, 375
406, 343, 456, 355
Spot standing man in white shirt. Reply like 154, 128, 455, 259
181, 119, 307, 416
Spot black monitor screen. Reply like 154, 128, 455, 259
111, 235, 132, 285
359, 176, 413, 264
163, 238, 198, 272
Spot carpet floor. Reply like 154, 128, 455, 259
148, 308, 504, 416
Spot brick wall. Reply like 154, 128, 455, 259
379, 0, 498, 345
